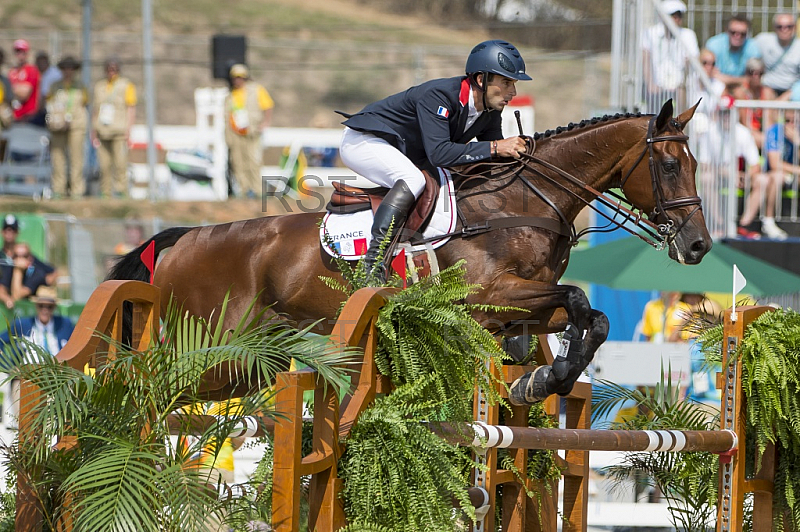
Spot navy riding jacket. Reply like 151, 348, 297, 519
342, 76, 503, 173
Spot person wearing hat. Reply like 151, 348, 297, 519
8, 39, 41, 122
338, 39, 530, 283
47, 56, 89, 199
224, 63, 274, 198
641, 0, 699, 112
91, 58, 137, 198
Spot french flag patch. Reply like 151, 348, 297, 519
436, 106, 449, 118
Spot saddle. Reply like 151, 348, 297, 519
326, 170, 440, 236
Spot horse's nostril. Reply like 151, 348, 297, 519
690, 238, 709, 255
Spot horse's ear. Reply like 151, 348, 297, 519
675, 100, 701, 131
655, 99, 674, 132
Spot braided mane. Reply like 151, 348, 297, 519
532, 112, 647, 140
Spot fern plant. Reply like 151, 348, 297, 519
5, 293, 354, 531
697, 308, 800, 530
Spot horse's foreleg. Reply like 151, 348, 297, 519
470, 275, 607, 405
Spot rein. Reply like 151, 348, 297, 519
442, 114, 701, 252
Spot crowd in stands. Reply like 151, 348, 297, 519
648, 2, 800, 240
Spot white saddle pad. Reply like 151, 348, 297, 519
320, 168, 458, 260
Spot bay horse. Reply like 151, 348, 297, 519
108, 100, 710, 404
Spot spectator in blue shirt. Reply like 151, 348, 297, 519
705, 14, 761, 86
760, 113, 798, 239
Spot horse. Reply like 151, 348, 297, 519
108, 100, 710, 404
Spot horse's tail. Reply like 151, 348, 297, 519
106, 226, 194, 282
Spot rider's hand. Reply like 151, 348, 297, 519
495, 136, 526, 159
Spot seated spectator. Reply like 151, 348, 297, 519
0, 285, 74, 356
728, 120, 779, 239
705, 14, 761, 87
113, 218, 145, 256
754, 13, 800, 96
732, 58, 776, 148
0, 215, 20, 310
2, 242, 57, 302
640, 291, 689, 343
695, 49, 726, 116
0, 285, 74, 426
760, 112, 798, 239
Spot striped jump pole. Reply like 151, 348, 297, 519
463, 423, 738, 454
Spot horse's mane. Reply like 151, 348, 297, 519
532, 112, 648, 141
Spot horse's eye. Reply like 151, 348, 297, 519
662, 161, 677, 173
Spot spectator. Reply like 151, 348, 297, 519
0, 48, 10, 103
641, 0, 699, 112
705, 14, 761, 86
0, 285, 73, 356
730, 120, 781, 239
695, 49, 727, 115
113, 218, 145, 255
2, 242, 57, 303
0, 48, 12, 128
760, 111, 798, 240
0, 285, 74, 426
91, 58, 136, 198
8, 39, 41, 123
639, 291, 689, 343
224, 63, 274, 199
754, 13, 800, 96
35, 51, 62, 101
732, 58, 775, 148
46, 56, 88, 199
0, 215, 20, 310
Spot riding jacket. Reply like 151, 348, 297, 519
341, 76, 502, 173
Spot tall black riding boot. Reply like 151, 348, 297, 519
363, 179, 416, 284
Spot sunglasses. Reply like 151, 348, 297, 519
776, 24, 795, 30
36, 304, 55, 310
747, 70, 764, 76
728, 30, 747, 37
701, 60, 715, 66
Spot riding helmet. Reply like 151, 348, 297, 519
465, 40, 532, 81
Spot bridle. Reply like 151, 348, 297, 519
446, 113, 703, 253
617, 114, 703, 244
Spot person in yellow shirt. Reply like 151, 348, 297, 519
224, 63, 274, 199
91, 58, 137, 198
46, 56, 89, 198
640, 291, 690, 343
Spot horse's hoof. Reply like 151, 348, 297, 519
508, 365, 551, 406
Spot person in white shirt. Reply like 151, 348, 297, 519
754, 13, 800, 96
641, 0, 700, 112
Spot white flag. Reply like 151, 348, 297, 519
731, 265, 747, 322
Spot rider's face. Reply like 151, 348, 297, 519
483, 75, 517, 111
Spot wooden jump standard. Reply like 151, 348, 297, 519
14, 282, 774, 531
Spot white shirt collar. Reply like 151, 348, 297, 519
465, 88, 483, 133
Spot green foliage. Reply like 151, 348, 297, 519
5, 293, 354, 531
697, 308, 800, 530
340, 377, 474, 531
323, 255, 515, 530
592, 376, 721, 531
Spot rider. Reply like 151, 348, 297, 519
339, 39, 530, 283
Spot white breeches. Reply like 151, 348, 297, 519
339, 127, 426, 198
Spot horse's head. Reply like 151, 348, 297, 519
620, 100, 711, 264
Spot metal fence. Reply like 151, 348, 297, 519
611, 0, 800, 239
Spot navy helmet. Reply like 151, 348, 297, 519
465, 40, 532, 82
